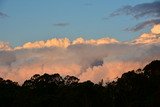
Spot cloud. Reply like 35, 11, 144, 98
151, 24, 160, 34
0, 12, 8, 18
0, 0, 8, 18
125, 19, 160, 31
110, 1, 160, 31
53, 22, 70, 27
15, 38, 71, 49
132, 24, 160, 44
111, 2, 160, 18
0, 42, 12, 50
15, 37, 119, 49
0, 25, 160, 84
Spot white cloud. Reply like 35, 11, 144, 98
132, 33, 160, 44
0, 42, 12, 50
132, 24, 160, 44
72, 37, 119, 45
0, 25, 160, 84
15, 37, 119, 49
15, 38, 71, 49
151, 24, 160, 34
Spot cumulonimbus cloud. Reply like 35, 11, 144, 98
0, 25, 160, 84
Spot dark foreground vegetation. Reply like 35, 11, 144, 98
1, 60, 160, 107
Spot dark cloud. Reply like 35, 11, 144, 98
53, 23, 69, 27
0, 0, 8, 18
111, 1, 160, 19
90, 60, 103, 68
102, 17, 109, 20
0, 12, 8, 18
110, 1, 160, 31
125, 19, 160, 31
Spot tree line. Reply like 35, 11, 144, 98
0, 60, 160, 107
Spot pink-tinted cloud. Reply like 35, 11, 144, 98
0, 25, 160, 84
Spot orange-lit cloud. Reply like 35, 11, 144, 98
15, 37, 119, 49
132, 24, 160, 44
0, 25, 160, 84
0, 42, 12, 50
151, 24, 160, 34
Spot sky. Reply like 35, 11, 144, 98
0, 0, 153, 46
0, 0, 160, 84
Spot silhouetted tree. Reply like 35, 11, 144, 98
0, 78, 19, 107
64, 75, 79, 85
0, 60, 160, 107
144, 60, 160, 78
22, 73, 64, 89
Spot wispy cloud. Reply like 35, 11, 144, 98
53, 22, 70, 27
111, 2, 160, 19
110, 1, 160, 31
125, 19, 160, 31
0, 12, 8, 18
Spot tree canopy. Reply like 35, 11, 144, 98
0, 60, 160, 107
